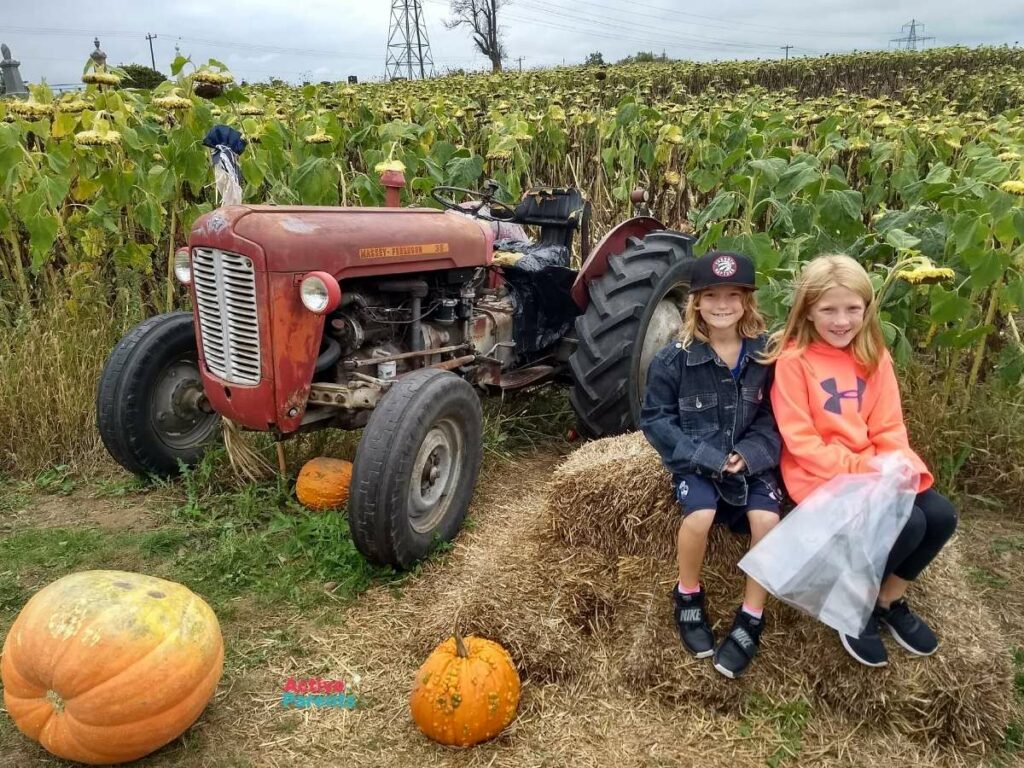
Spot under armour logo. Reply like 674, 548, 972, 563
820, 377, 866, 414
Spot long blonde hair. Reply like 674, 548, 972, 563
678, 288, 767, 347
763, 254, 885, 374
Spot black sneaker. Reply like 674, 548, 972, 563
877, 599, 938, 656
839, 610, 888, 667
671, 585, 715, 658
713, 607, 764, 679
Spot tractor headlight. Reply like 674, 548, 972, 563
173, 247, 192, 285
300, 271, 341, 314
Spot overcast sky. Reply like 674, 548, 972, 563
3, 0, 1022, 88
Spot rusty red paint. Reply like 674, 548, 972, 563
569, 216, 664, 310
187, 205, 495, 434
225, 206, 492, 275
381, 169, 406, 207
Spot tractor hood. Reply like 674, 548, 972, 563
189, 205, 495, 276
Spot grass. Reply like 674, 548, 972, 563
967, 565, 1011, 591
738, 695, 811, 767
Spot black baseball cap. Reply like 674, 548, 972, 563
688, 251, 756, 293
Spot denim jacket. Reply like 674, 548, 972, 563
639, 333, 781, 506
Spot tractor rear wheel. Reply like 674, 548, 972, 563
348, 369, 483, 569
569, 230, 695, 437
96, 312, 220, 478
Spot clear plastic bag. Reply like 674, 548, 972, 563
738, 453, 919, 637
213, 161, 242, 207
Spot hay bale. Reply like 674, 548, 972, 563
608, 538, 1012, 748
408, 491, 618, 684
548, 431, 678, 561
546, 433, 1013, 748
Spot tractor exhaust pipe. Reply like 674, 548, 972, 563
380, 166, 407, 207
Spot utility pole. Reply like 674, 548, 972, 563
889, 19, 934, 51
515, 56, 525, 72
780, 44, 793, 60
145, 33, 157, 70
385, 0, 435, 81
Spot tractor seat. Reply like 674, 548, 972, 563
512, 187, 591, 257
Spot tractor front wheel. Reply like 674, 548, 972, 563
96, 312, 220, 478
348, 369, 483, 569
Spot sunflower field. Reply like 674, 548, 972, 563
1, 46, 1023, 403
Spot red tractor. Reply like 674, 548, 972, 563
97, 171, 695, 568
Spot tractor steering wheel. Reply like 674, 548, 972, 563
431, 184, 518, 222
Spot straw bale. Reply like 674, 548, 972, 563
407, 477, 619, 684
548, 431, 679, 561
547, 434, 1013, 748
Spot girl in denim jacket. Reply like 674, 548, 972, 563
639, 251, 782, 679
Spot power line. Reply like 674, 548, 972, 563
580, 0, 874, 40
421, 0, 819, 56
781, 44, 793, 60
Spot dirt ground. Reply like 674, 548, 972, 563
1, 449, 1021, 768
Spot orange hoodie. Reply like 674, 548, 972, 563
770, 341, 933, 504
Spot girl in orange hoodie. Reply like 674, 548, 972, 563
766, 254, 957, 668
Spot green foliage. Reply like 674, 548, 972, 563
119, 63, 167, 90
1, 46, 1023, 394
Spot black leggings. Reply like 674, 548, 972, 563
884, 488, 958, 581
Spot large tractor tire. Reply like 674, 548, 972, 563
348, 369, 483, 569
96, 312, 220, 478
569, 230, 696, 437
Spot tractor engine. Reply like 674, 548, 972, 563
320, 270, 516, 382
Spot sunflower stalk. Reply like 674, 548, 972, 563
966, 279, 1003, 399
165, 206, 177, 313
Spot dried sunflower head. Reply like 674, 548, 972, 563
663, 170, 681, 186
304, 132, 332, 144
998, 151, 1021, 162
152, 95, 193, 111
896, 265, 955, 285
374, 159, 406, 174
7, 101, 53, 119
82, 72, 121, 86
193, 71, 234, 85
74, 130, 121, 146
1000, 180, 1024, 196
56, 100, 89, 114
238, 105, 264, 116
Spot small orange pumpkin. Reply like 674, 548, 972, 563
410, 627, 521, 747
1, 570, 223, 766
295, 457, 353, 510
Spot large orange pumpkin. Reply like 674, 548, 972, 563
295, 457, 354, 510
1, 570, 223, 765
410, 629, 520, 747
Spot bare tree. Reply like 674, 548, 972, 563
447, 0, 506, 73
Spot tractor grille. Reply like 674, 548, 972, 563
191, 248, 261, 385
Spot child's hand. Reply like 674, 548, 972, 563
724, 453, 747, 474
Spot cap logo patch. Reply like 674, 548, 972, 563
712, 255, 738, 277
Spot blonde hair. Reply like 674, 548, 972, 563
763, 254, 885, 374
678, 288, 767, 347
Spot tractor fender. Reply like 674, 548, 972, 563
570, 216, 665, 311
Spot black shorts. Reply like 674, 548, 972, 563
675, 473, 782, 532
